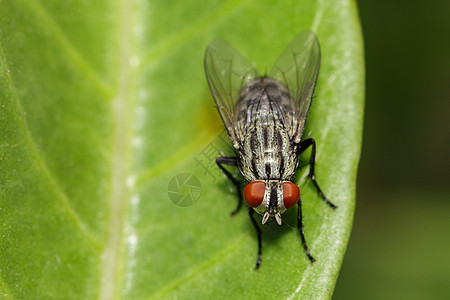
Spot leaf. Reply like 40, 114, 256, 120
0, 0, 364, 299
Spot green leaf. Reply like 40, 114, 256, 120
0, 0, 364, 299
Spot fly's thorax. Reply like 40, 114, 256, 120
234, 77, 294, 142
239, 119, 298, 182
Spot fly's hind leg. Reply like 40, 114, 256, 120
216, 156, 242, 215
299, 138, 337, 209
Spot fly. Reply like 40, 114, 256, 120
204, 31, 337, 269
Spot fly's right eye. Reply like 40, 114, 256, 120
282, 182, 300, 209
243, 181, 266, 207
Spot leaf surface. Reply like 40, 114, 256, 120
0, 0, 364, 299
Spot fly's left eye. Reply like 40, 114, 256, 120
282, 182, 300, 208
244, 181, 266, 207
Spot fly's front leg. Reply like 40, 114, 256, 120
216, 156, 242, 215
299, 138, 337, 209
249, 207, 262, 269
297, 195, 315, 263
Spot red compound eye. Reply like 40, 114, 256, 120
244, 181, 266, 207
282, 182, 300, 209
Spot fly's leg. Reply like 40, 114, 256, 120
299, 138, 337, 209
249, 207, 262, 269
216, 156, 242, 215
297, 196, 315, 263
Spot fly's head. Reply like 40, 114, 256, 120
243, 180, 300, 225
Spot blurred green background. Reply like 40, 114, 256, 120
334, 1, 450, 299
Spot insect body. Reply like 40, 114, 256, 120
204, 31, 336, 269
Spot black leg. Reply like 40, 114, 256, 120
299, 138, 337, 209
249, 208, 262, 269
216, 156, 243, 215
297, 195, 315, 263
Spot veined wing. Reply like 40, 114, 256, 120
204, 39, 258, 149
268, 31, 321, 143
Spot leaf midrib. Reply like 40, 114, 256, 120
99, 1, 137, 299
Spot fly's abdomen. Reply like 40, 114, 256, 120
240, 117, 298, 181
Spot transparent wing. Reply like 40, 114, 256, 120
204, 39, 258, 149
268, 31, 321, 143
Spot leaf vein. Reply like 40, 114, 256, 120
149, 234, 247, 299
25, 0, 113, 98
139, 0, 247, 70
0, 42, 101, 247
